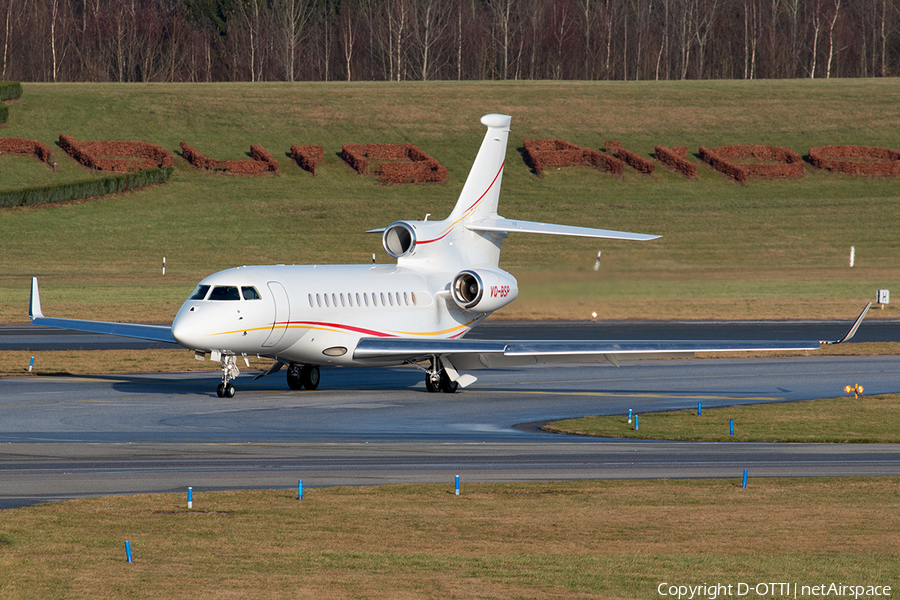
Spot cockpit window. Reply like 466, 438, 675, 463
241, 286, 261, 300
189, 285, 210, 300
208, 286, 240, 301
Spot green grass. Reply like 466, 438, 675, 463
544, 393, 900, 442
1, 80, 899, 323
1, 478, 898, 599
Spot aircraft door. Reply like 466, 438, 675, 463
263, 281, 290, 347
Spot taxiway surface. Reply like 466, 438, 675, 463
3, 348, 900, 508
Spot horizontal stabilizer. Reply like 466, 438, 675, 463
466, 218, 660, 241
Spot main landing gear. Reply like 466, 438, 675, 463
424, 358, 458, 394
286, 364, 320, 391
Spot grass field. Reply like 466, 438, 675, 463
1, 478, 898, 599
1, 80, 899, 323
545, 392, 900, 442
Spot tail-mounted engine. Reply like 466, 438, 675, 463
382, 222, 417, 259
451, 268, 518, 313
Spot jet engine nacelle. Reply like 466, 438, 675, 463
382, 222, 417, 259
451, 268, 518, 313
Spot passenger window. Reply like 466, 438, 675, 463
324, 294, 330, 308
403, 292, 409, 306
380, 292, 386, 306
209, 286, 240, 301
340, 293, 346, 307
316, 293, 322, 308
364, 293, 370, 307
308, 294, 313, 307
189, 285, 210, 300
356, 293, 361, 307
242, 286, 261, 300
411, 292, 417, 306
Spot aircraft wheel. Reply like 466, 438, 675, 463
301, 365, 320, 390
286, 365, 304, 390
439, 371, 459, 394
223, 383, 236, 398
216, 383, 225, 398
425, 371, 441, 393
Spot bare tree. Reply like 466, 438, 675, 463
274, 0, 312, 82
235, 0, 266, 81
486, 0, 516, 79
743, 0, 763, 78
824, 0, 842, 78
413, 0, 451, 81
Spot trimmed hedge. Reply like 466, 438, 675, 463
0, 81, 22, 101
606, 140, 655, 174
341, 143, 446, 183
180, 141, 277, 175
523, 139, 624, 176
0, 167, 173, 209
700, 145, 804, 182
655, 145, 697, 178
60, 135, 173, 172
0, 137, 54, 167
290, 144, 324, 175
809, 145, 900, 176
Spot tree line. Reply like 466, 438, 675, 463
3, 0, 898, 83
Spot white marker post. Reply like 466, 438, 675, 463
162, 257, 166, 275
850, 246, 855, 267
188, 487, 193, 509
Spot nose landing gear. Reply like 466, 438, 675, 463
216, 353, 240, 398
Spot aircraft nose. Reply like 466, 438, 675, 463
172, 303, 229, 351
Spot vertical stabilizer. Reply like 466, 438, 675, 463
447, 114, 510, 223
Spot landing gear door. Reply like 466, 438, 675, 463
263, 281, 290, 347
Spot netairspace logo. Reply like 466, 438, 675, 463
657, 583, 893, 600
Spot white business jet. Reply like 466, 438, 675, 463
29, 114, 869, 397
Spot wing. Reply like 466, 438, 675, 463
354, 303, 871, 382
28, 277, 178, 345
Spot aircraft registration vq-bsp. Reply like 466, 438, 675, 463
29, 114, 870, 397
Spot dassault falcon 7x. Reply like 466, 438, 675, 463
29, 114, 870, 397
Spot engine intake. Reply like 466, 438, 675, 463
382, 222, 416, 258
451, 268, 518, 313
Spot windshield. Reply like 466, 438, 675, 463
189, 285, 210, 300
208, 286, 240, 301
242, 286, 261, 300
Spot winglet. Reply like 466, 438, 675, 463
822, 302, 871, 345
29, 277, 44, 320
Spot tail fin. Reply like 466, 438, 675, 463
447, 114, 510, 223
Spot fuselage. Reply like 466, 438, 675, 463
170, 263, 489, 366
